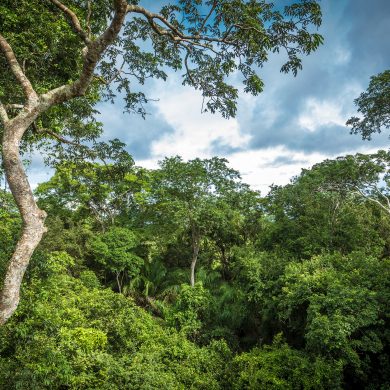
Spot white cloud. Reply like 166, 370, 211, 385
298, 98, 346, 132
226, 147, 328, 194
145, 77, 251, 160
136, 75, 383, 195
297, 79, 363, 133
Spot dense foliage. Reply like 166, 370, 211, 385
1, 1, 388, 388
0, 0, 324, 326
0, 151, 389, 389
347, 70, 390, 139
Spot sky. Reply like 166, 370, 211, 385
28, 0, 390, 194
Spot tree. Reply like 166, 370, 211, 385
231, 336, 341, 390
278, 252, 390, 388
147, 156, 245, 286
346, 70, 390, 139
0, 251, 229, 389
262, 151, 389, 257
304, 151, 390, 217
0, 0, 323, 323
36, 146, 144, 232
87, 227, 143, 293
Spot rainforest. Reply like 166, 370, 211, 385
0, 0, 389, 389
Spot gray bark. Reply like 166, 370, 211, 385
190, 226, 200, 287
0, 0, 128, 325
0, 113, 47, 325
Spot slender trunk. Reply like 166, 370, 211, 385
0, 115, 47, 325
219, 243, 228, 280
190, 225, 200, 287
116, 271, 122, 294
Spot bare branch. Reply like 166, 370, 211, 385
48, 0, 90, 44
353, 186, 390, 215
0, 34, 38, 103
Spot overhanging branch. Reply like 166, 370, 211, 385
127, 5, 234, 45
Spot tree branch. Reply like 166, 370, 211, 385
372, 185, 390, 209
40, 0, 128, 107
48, 0, 90, 44
0, 34, 38, 104
32, 123, 81, 147
127, 5, 185, 38
353, 186, 390, 215
0, 102, 9, 124
127, 5, 233, 45
86, 0, 92, 38
5, 104, 24, 110
184, 49, 195, 85
94, 60, 126, 85
197, 1, 217, 35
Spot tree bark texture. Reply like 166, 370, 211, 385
0, 114, 47, 325
0, 0, 128, 324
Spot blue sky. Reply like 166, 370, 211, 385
29, 0, 390, 193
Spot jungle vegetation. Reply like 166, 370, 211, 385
0, 150, 389, 389
0, 1, 389, 389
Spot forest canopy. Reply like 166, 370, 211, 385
0, 1, 389, 389
1, 150, 389, 389
0, 0, 323, 325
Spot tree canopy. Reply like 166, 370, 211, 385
2, 2, 389, 389
1, 150, 389, 388
347, 69, 390, 139
0, 0, 324, 324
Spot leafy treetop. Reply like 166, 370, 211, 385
347, 70, 390, 140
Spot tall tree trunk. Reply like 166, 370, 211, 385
0, 115, 47, 325
0, 1, 128, 325
190, 226, 200, 287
